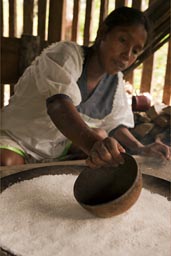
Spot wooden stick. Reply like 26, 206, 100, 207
0, 156, 170, 182
0, 160, 86, 178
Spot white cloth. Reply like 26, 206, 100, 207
79, 72, 134, 134
1, 41, 134, 161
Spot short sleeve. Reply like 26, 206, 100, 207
103, 72, 134, 133
32, 41, 84, 106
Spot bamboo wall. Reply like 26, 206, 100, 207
1, 0, 171, 107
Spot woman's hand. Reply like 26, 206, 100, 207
138, 141, 171, 161
86, 137, 125, 168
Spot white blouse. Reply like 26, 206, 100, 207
1, 41, 134, 160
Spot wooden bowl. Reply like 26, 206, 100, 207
73, 153, 142, 218
132, 95, 151, 112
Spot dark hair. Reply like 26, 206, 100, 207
95, 7, 151, 47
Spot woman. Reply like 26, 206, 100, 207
0, 7, 170, 167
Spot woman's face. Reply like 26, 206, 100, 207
97, 24, 147, 75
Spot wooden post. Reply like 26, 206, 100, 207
48, 0, 66, 43
84, 0, 94, 46
9, 0, 17, 97
162, 40, 171, 105
140, 55, 154, 93
140, 0, 155, 93
0, 0, 4, 107
124, 0, 142, 85
0, 83, 4, 108
115, 0, 128, 8
132, 0, 142, 10
71, 0, 80, 42
0, 0, 3, 37
23, 0, 34, 34
9, 0, 16, 37
99, 0, 109, 26
38, 0, 47, 47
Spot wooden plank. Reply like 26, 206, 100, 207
1, 36, 48, 85
38, 0, 47, 43
0, 0, 3, 107
115, 0, 128, 8
145, 0, 169, 21
0, 156, 170, 182
124, 0, 142, 84
140, 55, 154, 93
0, 160, 86, 178
162, 39, 171, 105
140, 0, 154, 94
132, 0, 142, 10
10, 84, 15, 96
99, 0, 109, 26
125, 0, 170, 74
48, 0, 66, 43
0, 83, 4, 108
9, 0, 17, 100
124, 71, 134, 85
1, 37, 21, 84
9, 0, 16, 37
0, 0, 3, 36
71, 0, 80, 42
23, 0, 34, 34
84, 0, 94, 46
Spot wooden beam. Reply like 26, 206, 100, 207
1, 37, 48, 85
71, 0, 80, 42
48, 0, 66, 43
140, 55, 154, 93
9, 0, 17, 97
0, 83, 4, 108
163, 40, 171, 105
9, 0, 16, 37
99, 0, 109, 26
84, 0, 94, 46
0, 157, 170, 181
124, 0, 143, 84
132, 0, 142, 10
1, 37, 20, 84
0, 0, 3, 36
115, 0, 128, 8
23, 0, 34, 34
140, 0, 155, 94
38, 0, 47, 43
0, 0, 4, 107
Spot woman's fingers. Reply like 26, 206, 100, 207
157, 143, 171, 160
103, 137, 125, 165
140, 142, 171, 160
88, 150, 107, 167
86, 141, 112, 168
154, 143, 171, 160
155, 138, 171, 159
86, 137, 125, 168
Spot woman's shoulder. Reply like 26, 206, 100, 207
42, 41, 84, 60
36, 41, 84, 74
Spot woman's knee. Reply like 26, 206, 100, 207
0, 149, 25, 166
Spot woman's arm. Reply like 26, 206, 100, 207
46, 94, 125, 168
111, 126, 170, 160
47, 94, 101, 154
